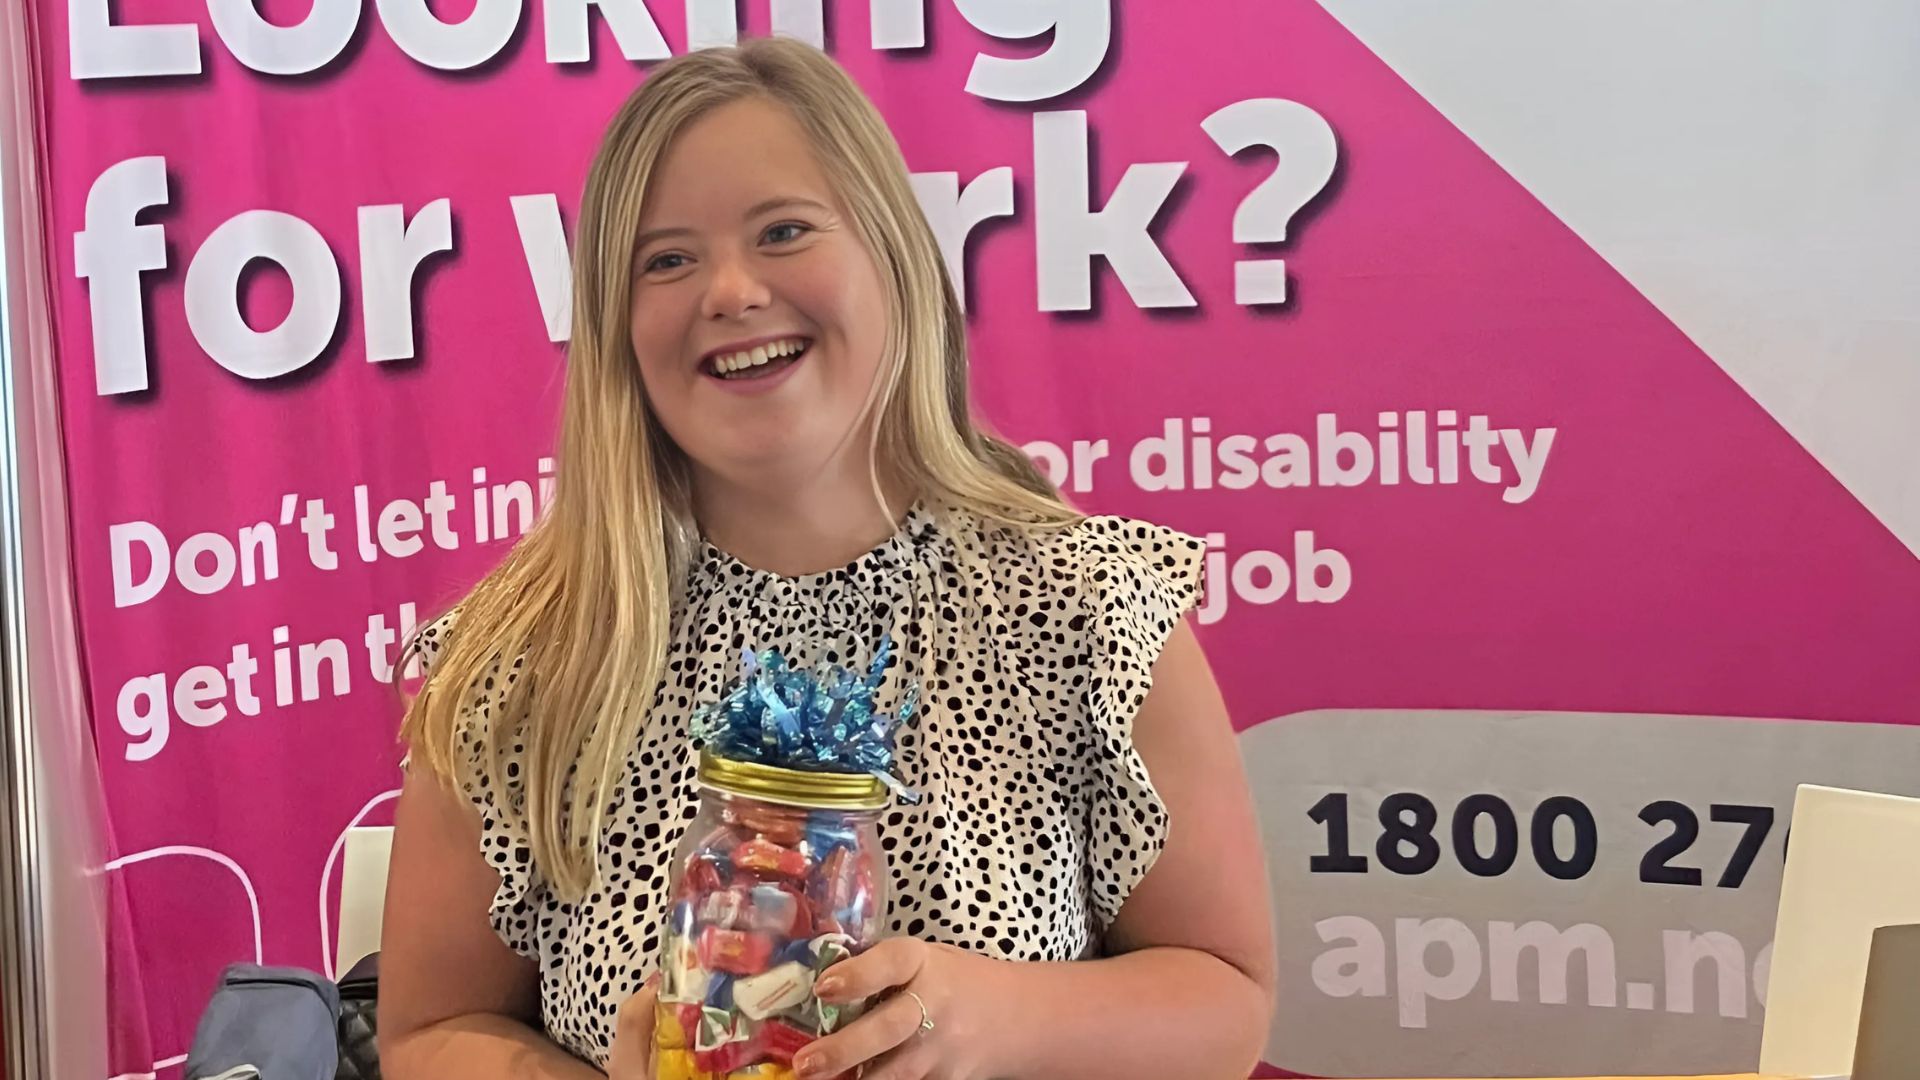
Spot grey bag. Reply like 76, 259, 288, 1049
185, 964, 341, 1080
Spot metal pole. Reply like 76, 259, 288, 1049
0, 75, 48, 1079
0, 4, 111, 1076
0, 463, 42, 1080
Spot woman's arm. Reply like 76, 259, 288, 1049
377, 763, 603, 1080
797, 620, 1275, 1080
999, 618, 1276, 1077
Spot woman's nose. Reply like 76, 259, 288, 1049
700, 254, 772, 321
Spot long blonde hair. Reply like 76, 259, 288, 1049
402, 37, 1077, 899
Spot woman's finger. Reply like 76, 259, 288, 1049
793, 989, 927, 1080
814, 937, 926, 1003
606, 976, 661, 1080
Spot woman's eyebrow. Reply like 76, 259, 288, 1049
632, 225, 693, 252
744, 195, 832, 219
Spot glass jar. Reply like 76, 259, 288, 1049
654, 750, 887, 1080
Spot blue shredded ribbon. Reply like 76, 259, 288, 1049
691, 635, 921, 804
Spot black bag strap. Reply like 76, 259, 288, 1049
338, 952, 380, 999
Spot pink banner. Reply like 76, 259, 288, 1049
27, 1, 1920, 1076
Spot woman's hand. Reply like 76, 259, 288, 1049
605, 976, 661, 1080
794, 937, 1020, 1080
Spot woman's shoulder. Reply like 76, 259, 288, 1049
1054, 512, 1206, 569
413, 607, 458, 673
952, 506, 1206, 591
408, 605, 524, 719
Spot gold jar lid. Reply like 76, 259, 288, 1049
696, 749, 889, 811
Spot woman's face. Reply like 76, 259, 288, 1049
629, 97, 891, 488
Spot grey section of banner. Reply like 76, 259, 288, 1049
1240, 709, 1920, 1077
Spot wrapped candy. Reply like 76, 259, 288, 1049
813, 849, 858, 914
808, 934, 853, 975
698, 928, 775, 976
758, 1020, 814, 1065
729, 1060, 798, 1076
733, 962, 814, 1020
700, 887, 749, 930
694, 1006, 743, 1053
806, 815, 856, 860
745, 884, 803, 936
655, 1003, 689, 1051
653, 1049, 706, 1080
659, 637, 909, 1077
678, 965, 713, 1005
774, 937, 816, 969
662, 935, 694, 998
730, 805, 807, 846
687, 853, 730, 895
734, 838, 809, 880
694, 1037, 762, 1075
674, 1004, 705, 1042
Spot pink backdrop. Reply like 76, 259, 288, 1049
25, 1, 1920, 1076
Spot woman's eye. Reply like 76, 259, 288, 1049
763, 222, 810, 245
644, 253, 689, 273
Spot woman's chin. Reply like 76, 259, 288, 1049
700, 440, 835, 488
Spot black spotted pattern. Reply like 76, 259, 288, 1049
414, 505, 1204, 1066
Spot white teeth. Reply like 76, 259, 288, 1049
710, 338, 807, 377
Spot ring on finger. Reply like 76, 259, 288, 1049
903, 989, 935, 1034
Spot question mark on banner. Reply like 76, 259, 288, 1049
1202, 99, 1338, 306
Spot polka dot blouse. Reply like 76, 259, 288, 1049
415, 503, 1205, 1066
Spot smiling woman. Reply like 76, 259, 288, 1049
376, 36, 1274, 1080
627, 97, 892, 492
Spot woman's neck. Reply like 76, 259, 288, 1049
692, 465, 918, 577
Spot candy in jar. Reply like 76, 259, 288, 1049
656, 751, 890, 1078
656, 641, 916, 1080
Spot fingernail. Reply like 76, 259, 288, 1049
815, 975, 842, 999
793, 1053, 824, 1080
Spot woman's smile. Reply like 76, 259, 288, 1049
699, 334, 815, 392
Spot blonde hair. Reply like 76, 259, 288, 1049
401, 37, 1077, 899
